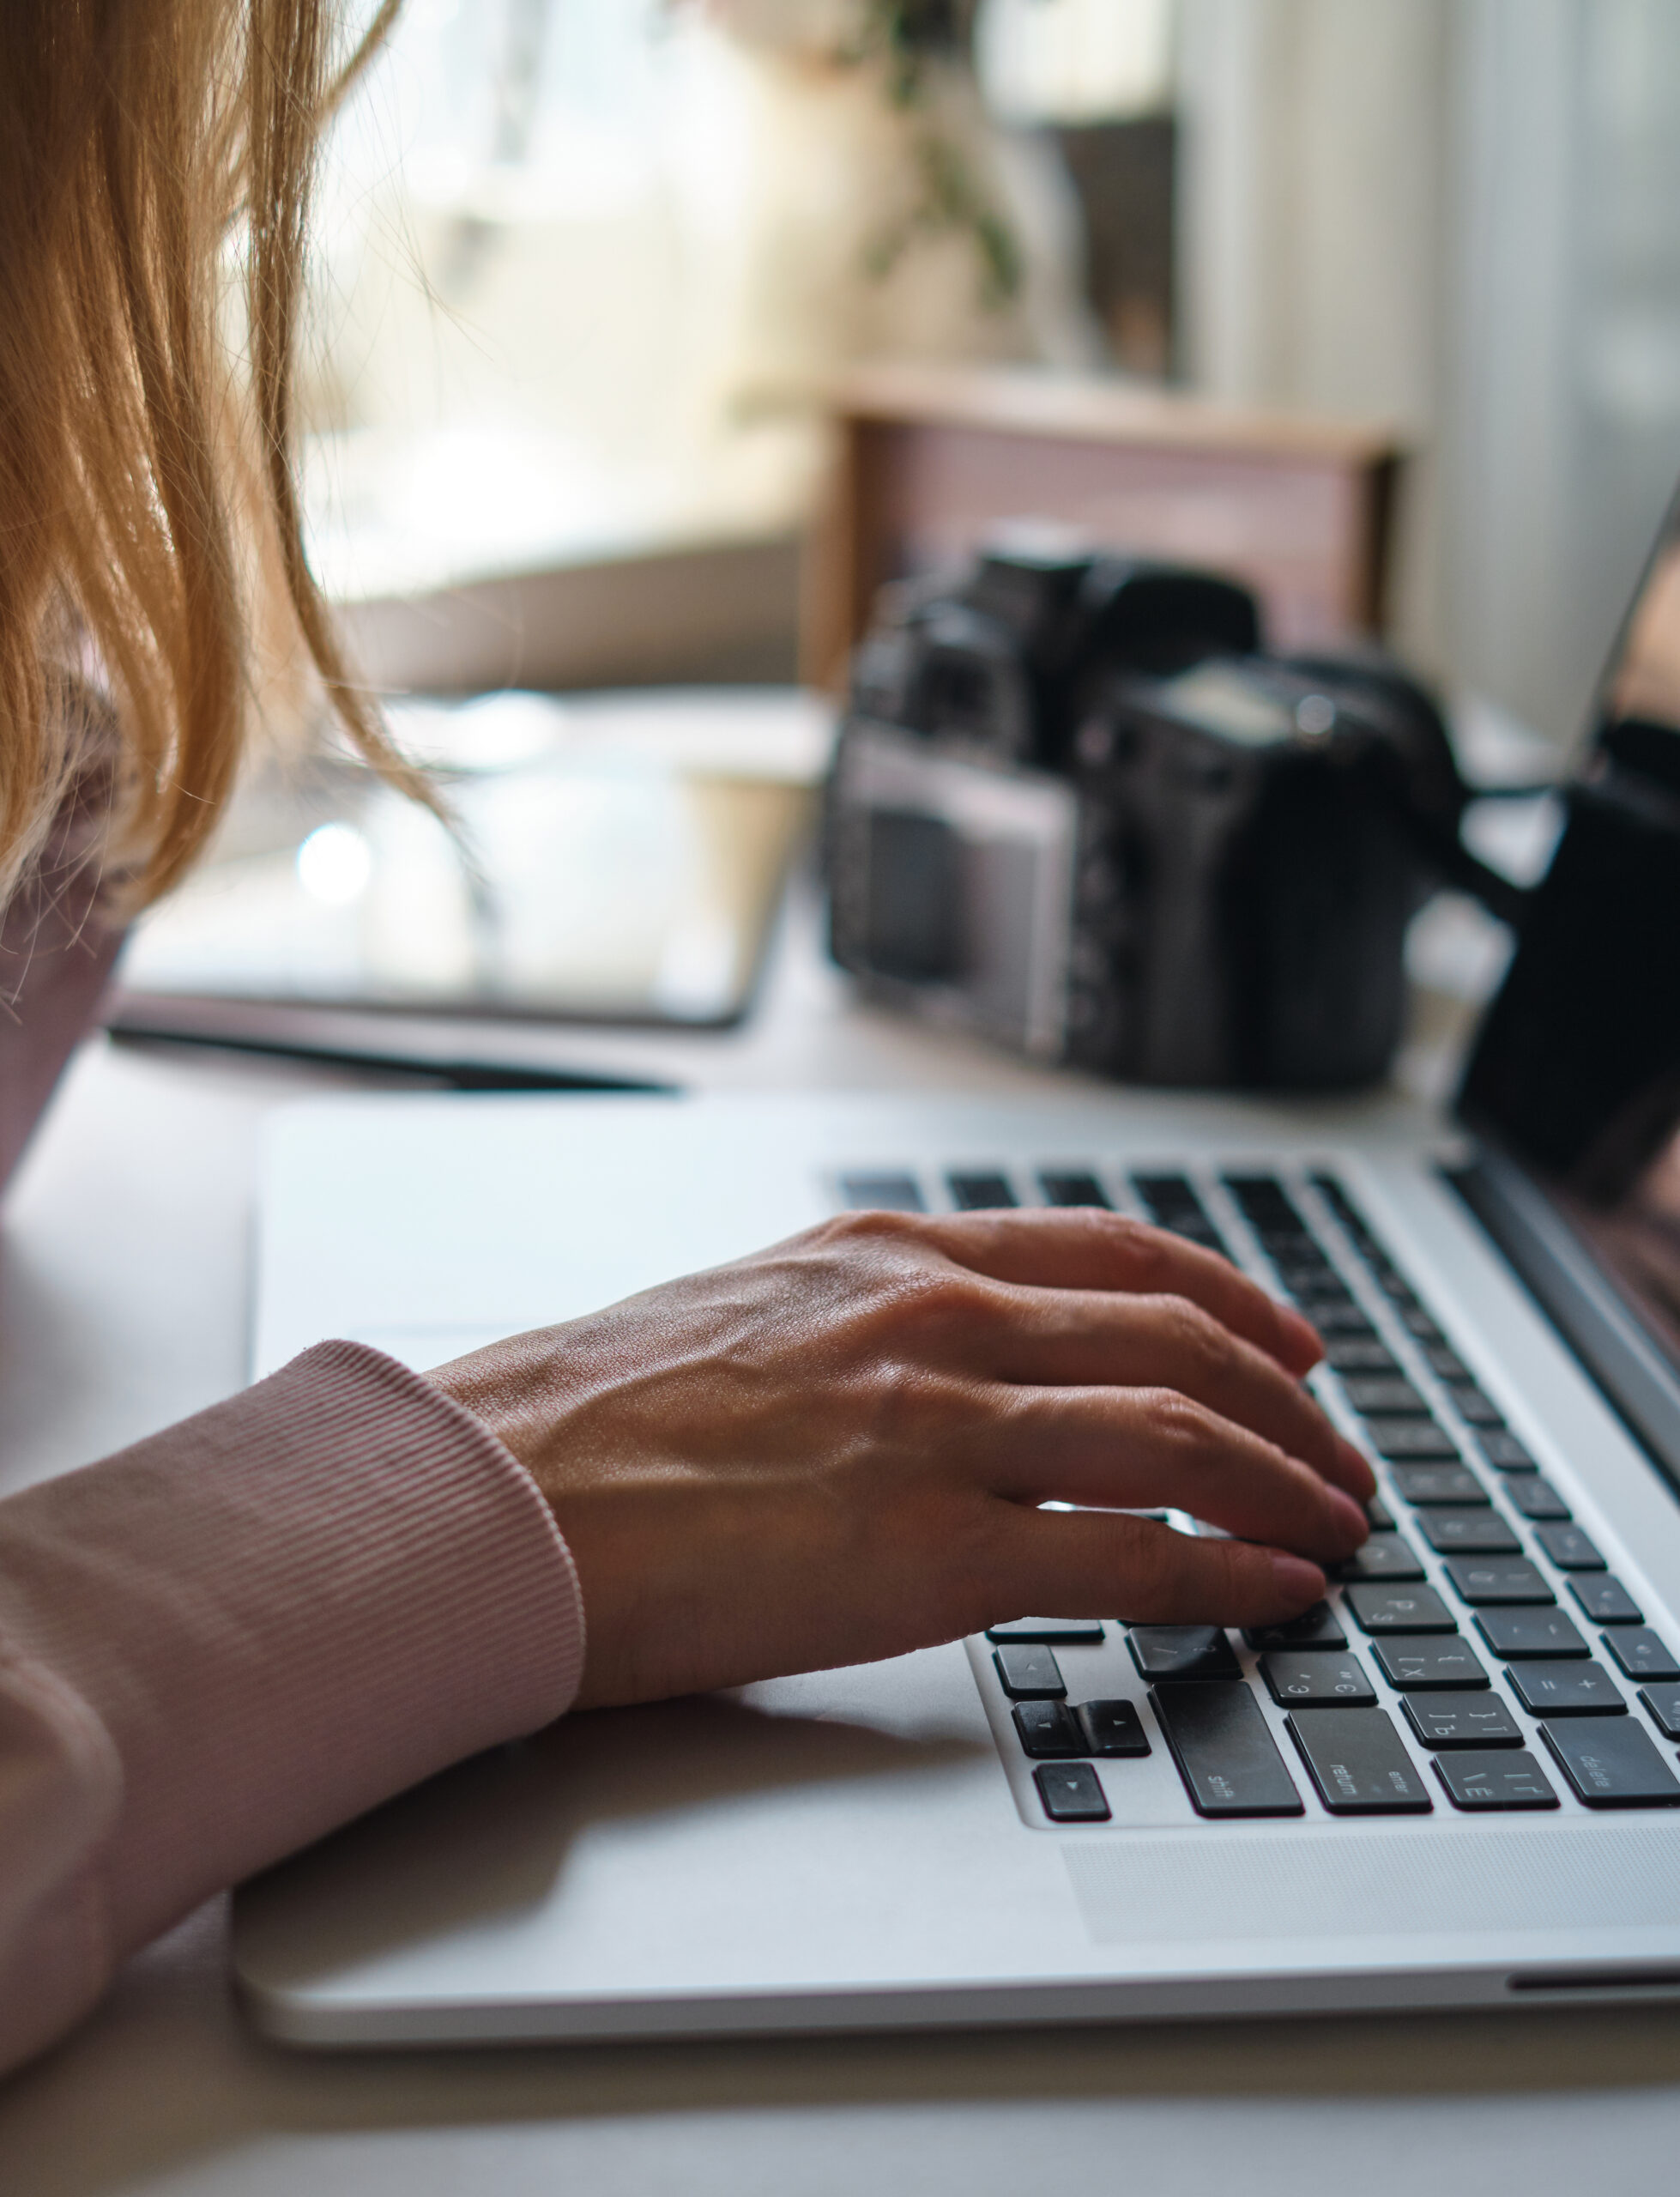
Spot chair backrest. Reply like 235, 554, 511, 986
802, 362, 1404, 690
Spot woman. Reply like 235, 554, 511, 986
0, 1, 1371, 2077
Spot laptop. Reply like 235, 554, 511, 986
233, 491, 1680, 2045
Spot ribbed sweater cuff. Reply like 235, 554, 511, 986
0, 1340, 585, 1958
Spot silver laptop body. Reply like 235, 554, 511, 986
232, 498, 1680, 2046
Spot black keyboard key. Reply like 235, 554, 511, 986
1540, 1718, 1680, 1807
1637, 1684, 1680, 1740
1037, 1170, 1110, 1208
1308, 1171, 1365, 1226
1333, 1532, 1425, 1583
1505, 1476, 1572, 1523
1012, 1700, 1085, 1757
1446, 1384, 1505, 1429
1570, 1577, 1644, 1626
1285, 1708, 1432, 1814
987, 1619, 1106, 1644
1399, 1306, 1447, 1343
1435, 1750, 1559, 1811
1366, 1419, 1460, 1462
1275, 1264, 1347, 1304
1374, 1638, 1490, 1690
1314, 1302, 1379, 1338
1291, 1285, 1363, 1322
1423, 1343, 1472, 1382
1075, 1699, 1151, 1757
1475, 1609, 1588, 1660
1441, 1557, 1554, 1606
1345, 1583, 1457, 1635
1127, 1625, 1241, 1681
1533, 1524, 1604, 1571
1242, 1602, 1346, 1652
1417, 1509, 1521, 1555
1365, 1494, 1396, 1532
837, 1171, 924, 1211
1254, 1231, 1319, 1266
1130, 1174, 1220, 1240
1341, 1377, 1429, 1417
1174, 1224, 1230, 1254
1325, 1337, 1402, 1374
1478, 1431, 1538, 1473
1129, 1171, 1197, 1216
1507, 1660, 1626, 1717
1151, 1682, 1303, 1818
1402, 1694, 1524, 1749
994, 1644, 1067, 1698
1389, 1463, 1486, 1507
1604, 1629, 1680, 1682
1223, 1173, 1305, 1231
1261, 1651, 1375, 1708
1034, 1761, 1112, 1821
948, 1171, 1017, 1210
1252, 1224, 1316, 1260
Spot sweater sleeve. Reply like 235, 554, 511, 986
0, 1340, 586, 2077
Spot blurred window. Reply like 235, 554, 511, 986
976, 0, 1174, 124
304, 0, 734, 604
302, 1, 1173, 608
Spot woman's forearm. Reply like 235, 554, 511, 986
0, 1341, 584, 2076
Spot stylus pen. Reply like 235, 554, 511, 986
106, 1023, 680, 1095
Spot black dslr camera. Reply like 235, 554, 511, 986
826, 545, 1517, 1089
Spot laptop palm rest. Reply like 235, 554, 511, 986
235, 1644, 1680, 2043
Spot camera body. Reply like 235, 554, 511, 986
826, 546, 1466, 1089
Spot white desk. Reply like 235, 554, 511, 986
3, 899, 1679, 2194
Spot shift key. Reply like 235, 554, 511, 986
1150, 1684, 1304, 1818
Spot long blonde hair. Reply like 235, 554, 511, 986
0, 0, 424, 913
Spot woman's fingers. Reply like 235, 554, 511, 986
982, 1503, 1327, 1629
978, 1283, 1374, 1499
899, 1207, 1323, 1375
982, 1384, 1369, 1562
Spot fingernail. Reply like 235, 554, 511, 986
1279, 1304, 1322, 1359
1326, 1486, 1369, 1544
1271, 1551, 1326, 1603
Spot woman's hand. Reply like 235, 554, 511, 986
427, 1207, 1372, 1710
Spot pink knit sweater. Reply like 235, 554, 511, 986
0, 790, 587, 2076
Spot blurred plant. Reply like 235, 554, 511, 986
694, 0, 1024, 308
844, 2, 977, 100
850, 4, 1022, 307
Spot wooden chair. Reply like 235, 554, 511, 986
802, 362, 1403, 688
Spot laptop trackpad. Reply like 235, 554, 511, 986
1064, 1821, 1680, 1946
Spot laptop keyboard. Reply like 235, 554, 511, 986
834, 1160, 1680, 1824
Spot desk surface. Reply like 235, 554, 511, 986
3, 900, 1678, 2195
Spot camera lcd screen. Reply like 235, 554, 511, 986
1459, 490, 1680, 1372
